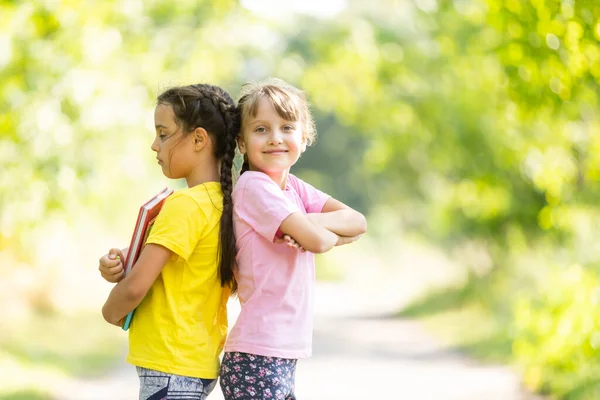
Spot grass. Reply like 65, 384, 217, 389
399, 280, 474, 317
398, 281, 513, 364
400, 283, 600, 400
563, 379, 600, 400
418, 305, 513, 364
0, 391, 53, 400
0, 311, 127, 399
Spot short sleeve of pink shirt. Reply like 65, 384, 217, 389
235, 172, 301, 242
286, 174, 330, 214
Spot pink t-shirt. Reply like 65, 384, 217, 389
225, 171, 330, 359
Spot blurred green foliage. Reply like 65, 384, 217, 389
2, 0, 600, 398
1, 313, 125, 377
0, 312, 126, 399
512, 264, 600, 398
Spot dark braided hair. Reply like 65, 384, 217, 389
157, 84, 240, 293
240, 154, 250, 175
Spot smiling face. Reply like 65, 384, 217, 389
151, 103, 198, 180
238, 96, 307, 179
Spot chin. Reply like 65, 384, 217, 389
259, 161, 292, 171
161, 170, 176, 179
259, 167, 288, 175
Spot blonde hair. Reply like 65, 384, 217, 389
238, 78, 316, 146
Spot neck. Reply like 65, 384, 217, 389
252, 167, 289, 190
185, 161, 220, 188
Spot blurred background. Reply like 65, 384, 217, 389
2, 0, 600, 399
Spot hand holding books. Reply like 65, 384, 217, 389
98, 248, 127, 283
98, 187, 174, 330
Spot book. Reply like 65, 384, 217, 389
121, 187, 174, 331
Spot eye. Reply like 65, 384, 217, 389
255, 126, 267, 133
283, 125, 295, 131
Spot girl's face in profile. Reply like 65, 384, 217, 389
239, 96, 306, 177
151, 104, 196, 179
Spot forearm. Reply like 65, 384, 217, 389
307, 210, 367, 237
307, 219, 339, 253
101, 244, 169, 326
279, 212, 339, 254
102, 281, 145, 326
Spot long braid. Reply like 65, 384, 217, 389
158, 84, 239, 292
218, 101, 239, 293
196, 86, 239, 293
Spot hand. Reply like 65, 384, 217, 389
99, 248, 125, 283
284, 234, 306, 252
275, 234, 306, 252
335, 234, 362, 247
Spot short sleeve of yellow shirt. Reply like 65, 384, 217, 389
146, 190, 207, 261
126, 183, 230, 379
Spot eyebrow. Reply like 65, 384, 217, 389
248, 119, 296, 126
248, 119, 267, 126
155, 124, 169, 130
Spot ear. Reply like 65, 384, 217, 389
192, 127, 209, 151
300, 136, 307, 153
237, 136, 247, 155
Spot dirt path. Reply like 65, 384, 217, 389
53, 284, 537, 400
53, 239, 540, 399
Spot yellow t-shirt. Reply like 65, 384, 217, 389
126, 182, 230, 379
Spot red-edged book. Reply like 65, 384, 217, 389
122, 187, 174, 331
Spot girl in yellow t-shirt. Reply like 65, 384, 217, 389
98, 84, 239, 400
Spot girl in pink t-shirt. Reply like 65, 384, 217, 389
219, 78, 367, 399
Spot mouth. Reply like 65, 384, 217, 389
263, 150, 288, 155
157, 159, 163, 165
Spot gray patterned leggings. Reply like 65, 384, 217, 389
136, 366, 217, 400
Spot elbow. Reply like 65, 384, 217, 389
102, 304, 121, 326
102, 283, 146, 326
358, 214, 367, 235
345, 209, 367, 236
309, 242, 333, 254
300, 241, 325, 254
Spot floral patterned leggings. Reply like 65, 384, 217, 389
219, 352, 298, 400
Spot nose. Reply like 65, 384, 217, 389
268, 129, 283, 145
151, 137, 160, 152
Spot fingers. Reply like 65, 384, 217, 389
98, 255, 123, 271
100, 248, 124, 267
283, 235, 305, 252
283, 235, 297, 247
287, 238, 306, 252
99, 248, 126, 283
108, 248, 124, 261
101, 270, 124, 283
102, 263, 125, 275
